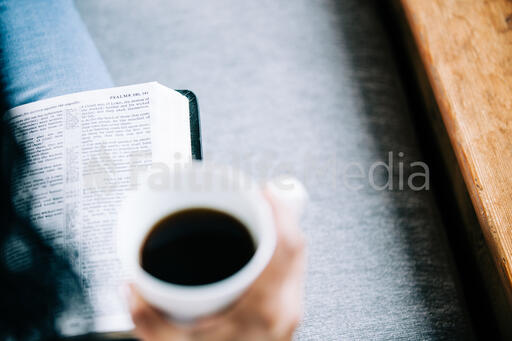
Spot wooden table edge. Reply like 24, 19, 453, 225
399, 0, 512, 304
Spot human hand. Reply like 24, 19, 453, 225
126, 188, 306, 341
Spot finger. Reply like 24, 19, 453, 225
190, 315, 238, 341
278, 268, 305, 335
264, 267, 305, 339
263, 187, 305, 258
263, 186, 298, 236
126, 284, 189, 340
256, 233, 306, 339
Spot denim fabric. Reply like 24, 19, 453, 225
0, 0, 113, 110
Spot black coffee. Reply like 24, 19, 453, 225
141, 208, 256, 286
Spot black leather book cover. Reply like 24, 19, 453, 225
176, 90, 202, 160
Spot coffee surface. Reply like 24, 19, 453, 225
141, 208, 256, 285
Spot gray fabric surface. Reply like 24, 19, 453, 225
75, 0, 473, 339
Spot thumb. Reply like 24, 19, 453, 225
264, 176, 308, 241
265, 176, 308, 222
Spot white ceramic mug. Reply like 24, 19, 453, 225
117, 162, 307, 321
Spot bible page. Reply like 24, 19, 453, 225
5, 82, 192, 335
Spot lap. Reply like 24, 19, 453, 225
0, 0, 113, 110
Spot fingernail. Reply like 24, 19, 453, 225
267, 176, 309, 218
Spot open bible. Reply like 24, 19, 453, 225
5, 82, 201, 338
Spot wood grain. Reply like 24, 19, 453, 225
399, 0, 512, 301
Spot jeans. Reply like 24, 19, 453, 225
0, 0, 113, 110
